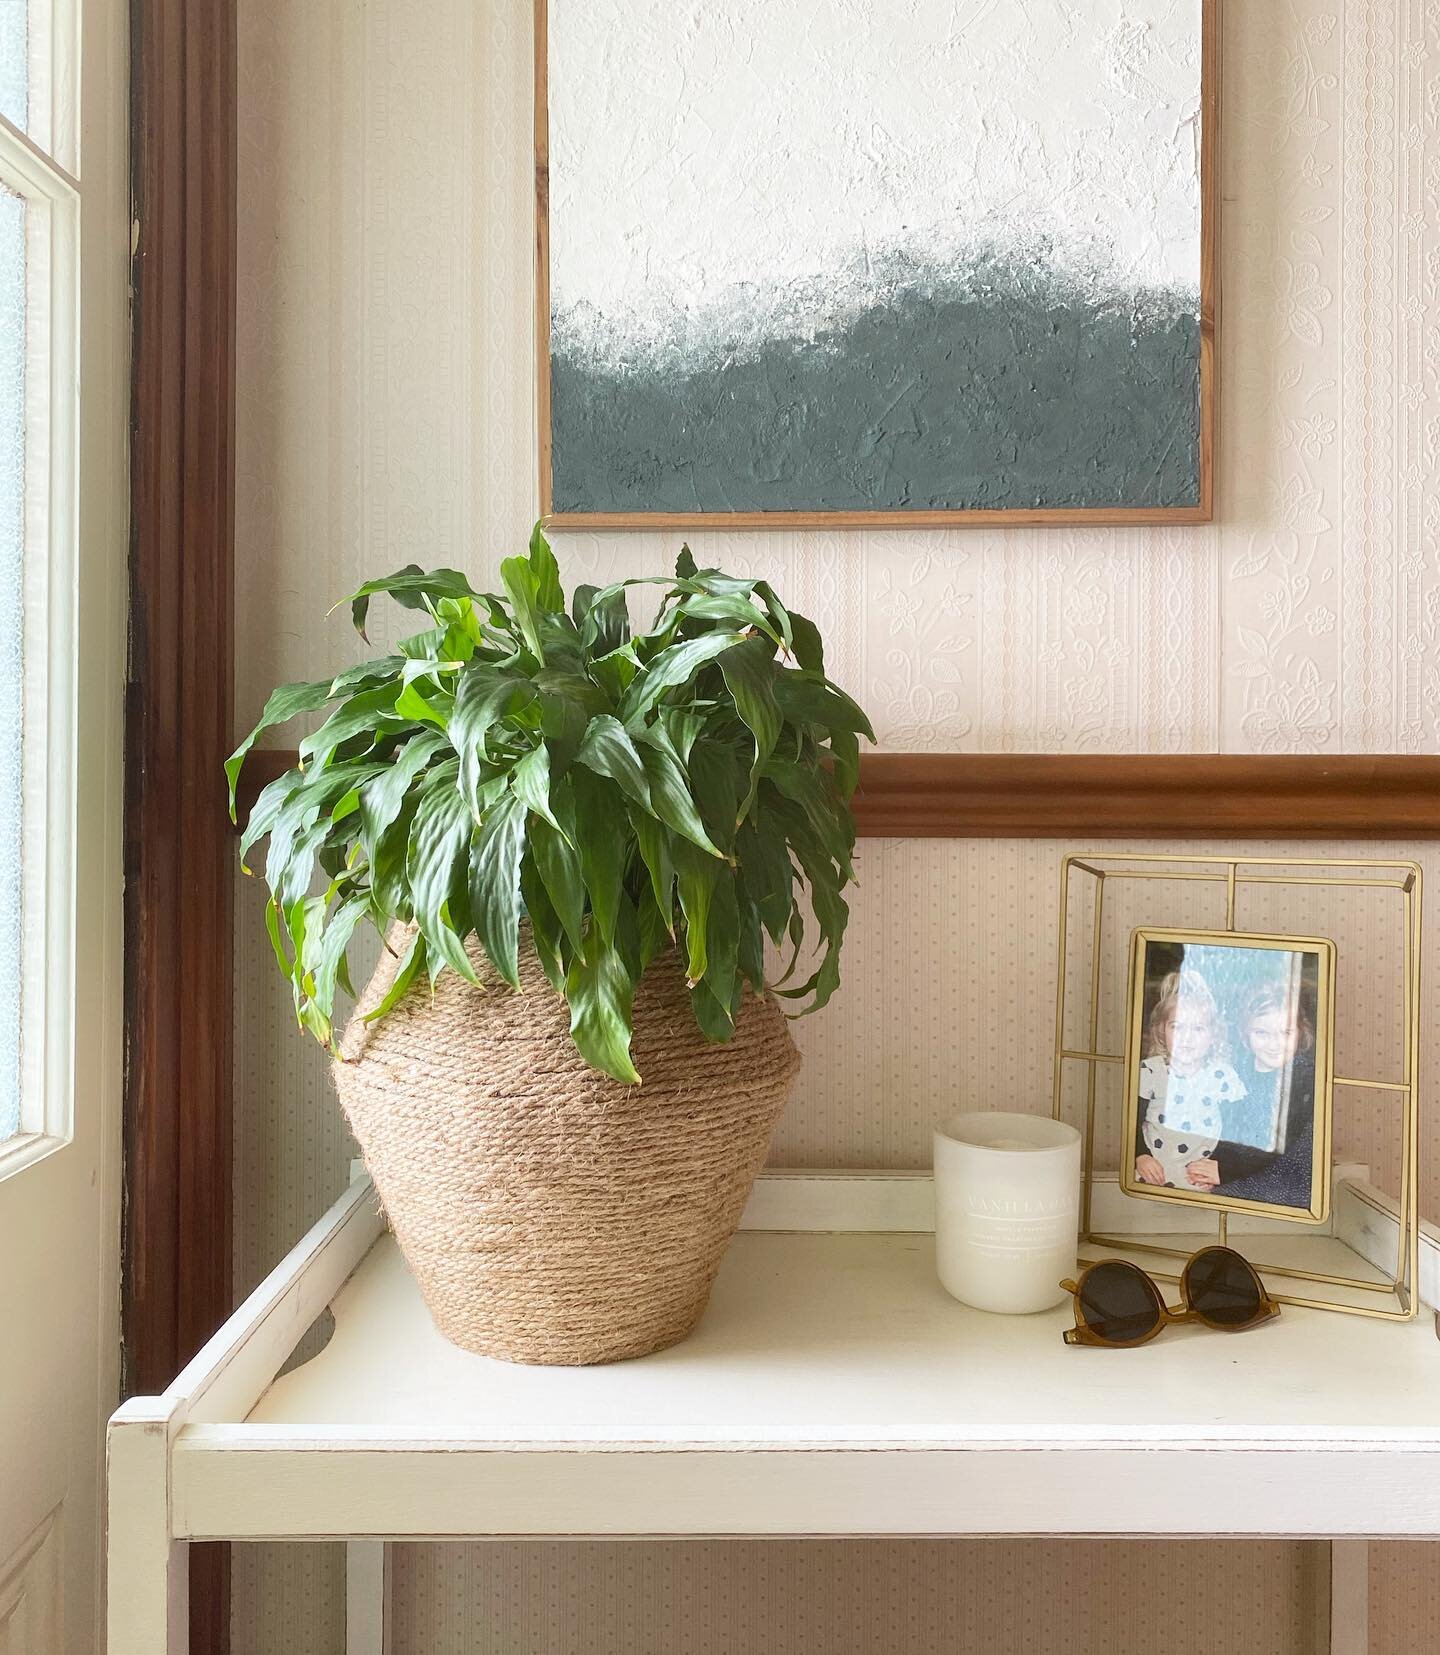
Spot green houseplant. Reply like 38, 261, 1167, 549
230, 526, 873, 1364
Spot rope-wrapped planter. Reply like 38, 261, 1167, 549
335, 929, 800, 1365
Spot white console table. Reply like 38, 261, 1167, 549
107, 1170, 1440, 1655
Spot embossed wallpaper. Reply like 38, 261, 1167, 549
233, 0, 1439, 1651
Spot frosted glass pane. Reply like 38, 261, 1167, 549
0, 184, 24, 1143
0, 0, 26, 135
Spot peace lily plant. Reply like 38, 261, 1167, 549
228, 527, 874, 1084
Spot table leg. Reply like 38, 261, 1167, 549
347, 1540, 388, 1655
1330, 1539, 1369, 1655
107, 1399, 190, 1654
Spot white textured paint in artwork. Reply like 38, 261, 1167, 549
549, 0, 1203, 367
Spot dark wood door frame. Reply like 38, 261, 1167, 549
125, 0, 237, 1650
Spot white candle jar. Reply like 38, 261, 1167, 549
933, 1111, 1082, 1314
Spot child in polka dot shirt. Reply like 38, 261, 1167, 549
1134, 968, 1247, 1191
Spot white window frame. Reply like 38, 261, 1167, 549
0, 28, 80, 1180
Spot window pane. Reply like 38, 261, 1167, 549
0, 0, 26, 136
0, 183, 24, 1143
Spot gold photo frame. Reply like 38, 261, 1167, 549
1051, 851, 1422, 1322
1118, 928, 1336, 1226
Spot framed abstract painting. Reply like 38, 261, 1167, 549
535, 0, 1217, 528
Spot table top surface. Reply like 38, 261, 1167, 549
248, 1228, 1440, 1448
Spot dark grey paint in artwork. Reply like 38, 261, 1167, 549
549, 257, 1201, 515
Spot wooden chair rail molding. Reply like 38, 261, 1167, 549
235, 751, 1440, 839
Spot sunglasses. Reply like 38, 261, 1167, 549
1060, 1246, 1280, 1348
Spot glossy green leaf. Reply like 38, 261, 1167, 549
500, 555, 546, 665
773, 671, 876, 740
574, 582, 630, 655
674, 839, 720, 984
699, 863, 740, 1016
520, 862, 567, 993
636, 736, 724, 858
719, 637, 783, 818
362, 930, 427, 1023
627, 806, 674, 927
328, 656, 407, 697
239, 767, 305, 869
619, 630, 746, 727
356, 732, 447, 868
673, 591, 781, 643
305, 891, 370, 1041
511, 742, 565, 835
788, 611, 825, 674
298, 684, 403, 771
407, 774, 480, 985
736, 815, 794, 943
569, 764, 626, 941
226, 679, 334, 816
529, 797, 585, 951
451, 665, 537, 817
565, 928, 640, 1084
343, 566, 481, 640
574, 714, 652, 810
468, 786, 528, 988
527, 522, 565, 612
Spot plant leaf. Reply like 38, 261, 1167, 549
451, 665, 537, 817
719, 637, 783, 818
574, 713, 652, 809
565, 929, 640, 1084
773, 671, 876, 740
342, 566, 482, 640
528, 792, 586, 951
226, 679, 335, 816
407, 774, 480, 985
511, 741, 565, 835
698, 862, 740, 1017
628, 806, 675, 929
620, 630, 746, 727
636, 736, 725, 858
520, 851, 568, 993
527, 522, 565, 612
500, 555, 547, 665
239, 767, 305, 868
569, 765, 626, 941
673, 838, 720, 983
304, 891, 370, 1040
362, 930, 427, 1022
356, 732, 447, 867
788, 611, 824, 673
298, 684, 403, 771
468, 786, 528, 988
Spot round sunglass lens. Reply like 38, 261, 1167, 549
1185, 1247, 1266, 1327
1077, 1261, 1163, 1344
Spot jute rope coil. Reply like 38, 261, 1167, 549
335, 927, 800, 1365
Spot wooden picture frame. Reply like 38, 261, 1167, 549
534, 0, 1219, 530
